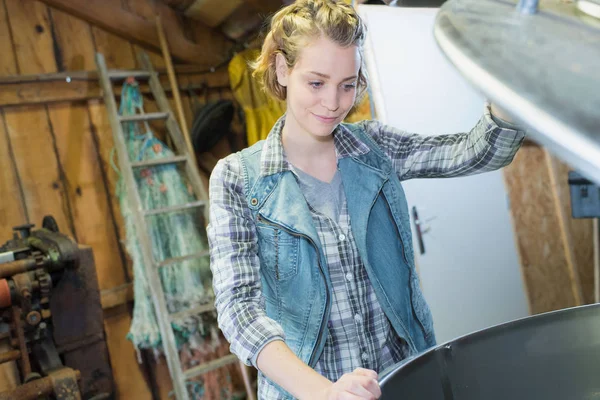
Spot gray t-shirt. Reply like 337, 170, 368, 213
292, 166, 344, 224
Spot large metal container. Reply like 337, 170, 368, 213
379, 304, 600, 399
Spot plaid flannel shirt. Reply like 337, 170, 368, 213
207, 103, 525, 399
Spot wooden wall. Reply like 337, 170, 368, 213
0, 0, 241, 397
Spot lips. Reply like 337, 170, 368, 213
312, 113, 338, 124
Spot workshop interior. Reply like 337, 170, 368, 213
0, 0, 598, 398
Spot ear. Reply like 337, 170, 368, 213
275, 53, 289, 87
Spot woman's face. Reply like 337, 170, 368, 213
276, 36, 361, 139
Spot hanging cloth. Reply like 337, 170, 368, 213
229, 49, 286, 146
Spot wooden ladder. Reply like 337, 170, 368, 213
95, 51, 251, 400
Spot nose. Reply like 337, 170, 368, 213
321, 86, 340, 112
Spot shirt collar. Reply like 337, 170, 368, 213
260, 114, 370, 176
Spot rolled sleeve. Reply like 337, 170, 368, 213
363, 102, 525, 181
207, 156, 285, 367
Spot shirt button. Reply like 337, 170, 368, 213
354, 314, 362, 323
338, 233, 346, 242
345, 272, 353, 281
362, 352, 369, 361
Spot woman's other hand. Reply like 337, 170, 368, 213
322, 368, 382, 400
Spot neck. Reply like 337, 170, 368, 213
281, 114, 338, 182
281, 116, 336, 167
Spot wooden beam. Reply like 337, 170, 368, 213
0, 68, 230, 107
244, 0, 283, 16
101, 283, 134, 310
184, 0, 244, 27
37, 0, 232, 67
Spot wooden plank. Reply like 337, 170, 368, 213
3, 1, 73, 235
0, 65, 230, 84
37, 0, 230, 67
0, 24, 27, 239
0, 0, 18, 76
88, 25, 139, 280
184, 0, 243, 28
0, 112, 27, 244
549, 155, 594, 304
4, 0, 57, 74
0, 4, 32, 391
156, 16, 195, 164
153, 359, 174, 400
123, 0, 166, 69
91, 28, 136, 69
47, 8, 96, 71
47, 103, 128, 291
103, 312, 152, 400
101, 283, 134, 310
504, 147, 579, 314
3, 106, 75, 238
0, 71, 230, 107
49, 6, 128, 292
545, 152, 585, 306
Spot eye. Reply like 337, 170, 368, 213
343, 83, 357, 91
309, 81, 323, 89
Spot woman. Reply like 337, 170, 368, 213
207, 1, 525, 399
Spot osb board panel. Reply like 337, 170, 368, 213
0, 113, 26, 250
104, 311, 152, 400
0, 1, 18, 76
4, 0, 56, 74
552, 157, 595, 304
47, 103, 127, 290
504, 146, 578, 314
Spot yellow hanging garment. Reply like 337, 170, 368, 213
229, 49, 287, 146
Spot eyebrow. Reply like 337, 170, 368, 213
307, 71, 358, 81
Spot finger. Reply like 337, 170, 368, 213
353, 368, 378, 380
364, 378, 381, 398
346, 376, 378, 399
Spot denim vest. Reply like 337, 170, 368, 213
239, 123, 436, 371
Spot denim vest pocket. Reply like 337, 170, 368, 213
256, 224, 300, 280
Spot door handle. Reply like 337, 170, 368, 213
412, 206, 426, 255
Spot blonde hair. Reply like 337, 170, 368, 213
252, 0, 368, 103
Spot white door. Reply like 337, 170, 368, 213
359, 5, 530, 343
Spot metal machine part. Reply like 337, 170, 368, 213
434, 0, 600, 185
0, 217, 113, 399
379, 303, 600, 399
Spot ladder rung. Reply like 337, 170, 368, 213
158, 250, 210, 268
119, 112, 169, 122
143, 201, 206, 217
131, 156, 187, 168
169, 302, 215, 322
108, 69, 151, 80
184, 354, 239, 380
